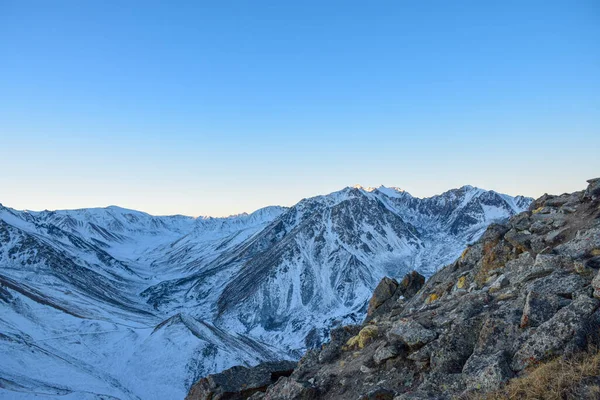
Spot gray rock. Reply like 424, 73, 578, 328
186, 361, 297, 400
430, 318, 482, 374
488, 274, 508, 293
520, 291, 561, 328
463, 351, 513, 392
545, 227, 569, 245
592, 271, 600, 299
511, 296, 599, 371
526, 273, 586, 297
560, 205, 577, 214
358, 387, 396, 400
407, 345, 432, 362
511, 212, 531, 231
475, 317, 520, 356
534, 253, 573, 270
545, 196, 570, 207
387, 319, 437, 348
263, 377, 318, 400
373, 344, 400, 365
504, 228, 532, 252
585, 177, 600, 200
361, 364, 374, 373
368, 277, 398, 316
530, 220, 552, 234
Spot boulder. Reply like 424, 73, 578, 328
511, 296, 599, 371
488, 274, 509, 293
398, 271, 425, 299
186, 361, 297, 400
387, 319, 437, 348
462, 351, 513, 392
520, 291, 561, 328
585, 177, 600, 200
373, 344, 400, 365
368, 277, 399, 316
262, 377, 318, 400
504, 229, 532, 253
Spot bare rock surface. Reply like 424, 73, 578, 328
186, 361, 296, 400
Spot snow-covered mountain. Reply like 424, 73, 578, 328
0, 185, 531, 399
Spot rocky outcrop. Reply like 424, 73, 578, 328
201, 178, 600, 400
185, 361, 297, 400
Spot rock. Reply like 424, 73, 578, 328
373, 345, 400, 365
358, 387, 396, 400
262, 377, 318, 400
520, 291, 561, 328
528, 194, 554, 211
387, 319, 437, 348
511, 212, 531, 231
367, 272, 425, 322
318, 325, 360, 363
586, 256, 600, 270
368, 277, 399, 316
545, 196, 570, 207
560, 204, 577, 214
186, 361, 297, 400
534, 253, 573, 270
504, 229, 532, 252
592, 271, 600, 299
584, 177, 600, 200
407, 345, 432, 362
545, 227, 569, 245
530, 219, 552, 234
463, 351, 513, 392
430, 317, 482, 374
526, 273, 586, 298
360, 364, 374, 373
474, 317, 520, 355
398, 271, 425, 299
488, 274, 508, 293
511, 296, 600, 371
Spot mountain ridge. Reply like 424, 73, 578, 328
187, 177, 600, 400
0, 184, 532, 399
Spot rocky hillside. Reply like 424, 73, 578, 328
188, 178, 600, 400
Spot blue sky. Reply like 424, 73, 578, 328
1, 1, 599, 216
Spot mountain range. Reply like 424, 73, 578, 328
0, 185, 531, 399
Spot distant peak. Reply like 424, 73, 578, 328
352, 184, 378, 192
375, 185, 409, 198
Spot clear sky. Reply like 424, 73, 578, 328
1, 1, 599, 216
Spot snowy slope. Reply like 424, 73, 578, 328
0, 186, 531, 399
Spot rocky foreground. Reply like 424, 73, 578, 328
187, 178, 600, 400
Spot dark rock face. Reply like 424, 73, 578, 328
585, 177, 600, 200
365, 271, 425, 323
367, 277, 399, 317
214, 179, 600, 400
185, 361, 297, 400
